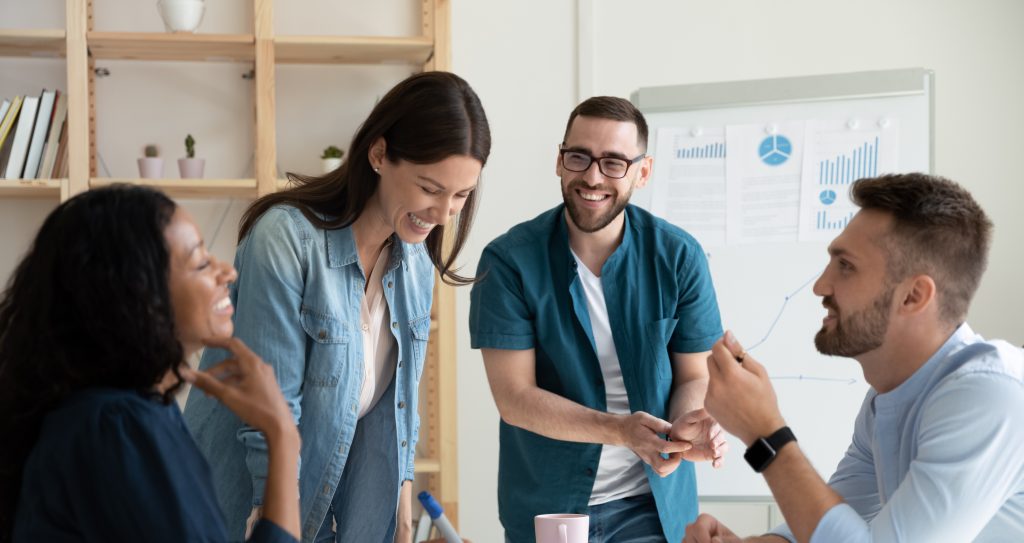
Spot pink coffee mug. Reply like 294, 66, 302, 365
535, 513, 588, 543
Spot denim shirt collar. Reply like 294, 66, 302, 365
323, 219, 410, 273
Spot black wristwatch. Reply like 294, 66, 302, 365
744, 426, 796, 473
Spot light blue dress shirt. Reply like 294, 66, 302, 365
771, 323, 1024, 542
184, 205, 434, 542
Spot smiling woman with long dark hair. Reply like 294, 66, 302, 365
0, 185, 301, 543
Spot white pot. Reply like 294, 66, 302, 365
137, 157, 164, 179
157, 0, 205, 33
321, 157, 343, 173
178, 158, 205, 179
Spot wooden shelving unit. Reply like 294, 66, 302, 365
1, 0, 460, 528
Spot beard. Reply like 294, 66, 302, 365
814, 286, 894, 357
562, 178, 633, 233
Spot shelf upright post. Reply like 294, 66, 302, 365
64, 0, 91, 200
254, 0, 277, 197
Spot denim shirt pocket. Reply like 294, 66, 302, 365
645, 317, 679, 381
300, 308, 350, 387
408, 314, 432, 381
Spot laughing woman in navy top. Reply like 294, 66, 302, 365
0, 185, 301, 542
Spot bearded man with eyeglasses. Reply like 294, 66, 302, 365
470, 97, 727, 543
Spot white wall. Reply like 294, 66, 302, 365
450, 0, 1024, 540
3, 1, 1023, 541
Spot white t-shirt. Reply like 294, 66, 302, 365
572, 251, 651, 506
357, 243, 397, 418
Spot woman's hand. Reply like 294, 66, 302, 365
183, 337, 295, 440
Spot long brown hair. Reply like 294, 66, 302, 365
240, 71, 491, 285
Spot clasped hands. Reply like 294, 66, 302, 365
621, 408, 728, 477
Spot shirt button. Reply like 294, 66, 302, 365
391, 321, 398, 329
323, 484, 331, 495
339, 445, 347, 454
350, 403, 357, 413
387, 281, 393, 288
318, 330, 326, 340
585, 468, 594, 476
398, 401, 406, 409
361, 323, 369, 332
401, 440, 407, 447
398, 360, 403, 368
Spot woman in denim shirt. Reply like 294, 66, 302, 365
184, 72, 491, 543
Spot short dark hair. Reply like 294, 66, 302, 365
0, 185, 185, 537
851, 173, 992, 323
563, 96, 649, 152
241, 71, 491, 285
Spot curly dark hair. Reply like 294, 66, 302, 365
851, 173, 993, 323
0, 185, 186, 539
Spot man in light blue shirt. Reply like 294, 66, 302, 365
685, 173, 1024, 542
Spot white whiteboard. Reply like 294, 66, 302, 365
631, 68, 933, 496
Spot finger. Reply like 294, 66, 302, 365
709, 339, 743, 375
723, 330, 746, 358
659, 439, 693, 454
637, 412, 673, 434
189, 369, 230, 399
204, 358, 242, 381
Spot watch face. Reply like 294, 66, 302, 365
744, 437, 775, 473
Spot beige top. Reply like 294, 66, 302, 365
357, 241, 398, 419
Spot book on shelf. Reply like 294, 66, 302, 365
0, 96, 24, 171
2, 94, 40, 179
37, 91, 67, 179
0, 100, 10, 131
22, 89, 57, 180
51, 114, 70, 180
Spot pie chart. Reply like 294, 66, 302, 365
819, 189, 837, 205
759, 135, 792, 166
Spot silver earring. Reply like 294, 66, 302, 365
374, 167, 380, 174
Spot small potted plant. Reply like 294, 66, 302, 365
321, 145, 344, 173
178, 134, 205, 178
157, 0, 206, 33
138, 144, 163, 179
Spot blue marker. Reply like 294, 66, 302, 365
417, 491, 461, 543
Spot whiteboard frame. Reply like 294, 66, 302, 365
631, 67, 934, 172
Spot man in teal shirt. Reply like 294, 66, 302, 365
469, 97, 727, 543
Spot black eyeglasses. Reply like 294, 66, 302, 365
559, 149, 645, 179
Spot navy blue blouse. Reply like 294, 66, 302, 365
13, 387, 296, 543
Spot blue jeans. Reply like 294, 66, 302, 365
506, 493, 666, 543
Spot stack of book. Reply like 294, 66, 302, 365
0, 89, 70, 181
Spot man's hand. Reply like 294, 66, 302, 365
670, 408, 728, 468
705, 331, 786, 446
684, 513, 742, 543
618, 411, 693, 477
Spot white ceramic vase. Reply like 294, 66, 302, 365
157, 0, 205, 33
137, 157, 164, 178
321, 157, 343, 174
178, 158, 205, 179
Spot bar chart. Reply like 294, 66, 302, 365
817, 136, 879, 185
676, 141, 726, 159
816, 210, 855, 231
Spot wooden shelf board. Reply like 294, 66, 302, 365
87, 32, 255, 62
0, 29, 66, 58
0, 179, 63, 198
414, 458, 441, 473
90, 178, 258, 198
275, 35, 433, 65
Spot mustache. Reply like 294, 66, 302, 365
822, 296, 838, 312
567, 179, 611, 192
